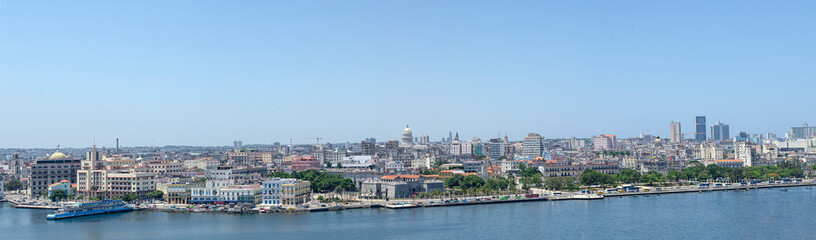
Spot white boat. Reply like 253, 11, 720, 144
570, 194, 604, 200
47, 200, 134, 220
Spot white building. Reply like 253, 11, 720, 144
190, 179, 233, 203
697, 145, 724, 160
735, 141, 754, 167
400, 125, 414, 147
183, 158, 220, 170
670, 122, 682, 143
219, 184, 262, 204
522, 133, 545, 158
333, 156, 375, 168
593, 135, 616, 151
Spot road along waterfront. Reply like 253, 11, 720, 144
3, 185, 816, 240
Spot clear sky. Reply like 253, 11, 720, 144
1, 1, 815, 148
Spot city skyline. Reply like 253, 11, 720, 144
2, 1, 816, 147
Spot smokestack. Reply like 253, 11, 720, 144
116, 138, 120, 153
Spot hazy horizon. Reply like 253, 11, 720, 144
2, 1, 815, 148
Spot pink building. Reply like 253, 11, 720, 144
286, 156, 322, 172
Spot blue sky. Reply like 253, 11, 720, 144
1, 1, 814, 148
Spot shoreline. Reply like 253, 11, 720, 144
140, 180, 816, 214
9, 181, 814, 215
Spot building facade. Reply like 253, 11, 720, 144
262, 178, 310, 207
29, 150, 81, 197
522, 133, 545, 158
670, 122, 682, 143
695, 116, 707, 141
711, 122, 730, 141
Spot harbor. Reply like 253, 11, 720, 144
119, 179, 816, 214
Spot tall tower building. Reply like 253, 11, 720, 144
670, 122, 682, 143
522, 133, 544, 158
695, 116, 707, 141
735, 141, 753, 167
711, 122, 730, 141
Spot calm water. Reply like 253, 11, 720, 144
3, 187, 816, 240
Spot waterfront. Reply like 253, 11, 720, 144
3, 186, 815, 240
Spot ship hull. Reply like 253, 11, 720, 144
47, 206, 134, 220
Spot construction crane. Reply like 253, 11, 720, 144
306, 137, 323, 145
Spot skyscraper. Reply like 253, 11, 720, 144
695, 116, 706, 141
487, 138, 505, 160
521, 133, 544, 158
790, 122, 816, 139
711, 122, 730, 141
670, 122, 682, 143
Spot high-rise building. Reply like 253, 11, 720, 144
670, 122, 682, 143
418, 135, 430, 144
487, 138, 505, 160
593, 135, 616, 151
711, 122, 730, 141
735, 141, 754, 167
521, 133, 544, 158
791, 122, 816, 139
695, 116, 706, 141
233, 140, 243, 150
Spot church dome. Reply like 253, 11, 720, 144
49, 150, 67, 160
402, 125, 412, 135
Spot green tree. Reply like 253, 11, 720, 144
147, 190, 164, 200
518, 165, 540, 178
462, 175, 485, 189
4, 179, 23, 191
667, 170, 680, 181
545, 177, 577, 191
580, 170, 613, 186
121, 193, 138, 202
49, 190, 68, 202
697, 172, 710, 181
336, 162, 343, 168
445, 174, 465, 188
729, 168, 744, 181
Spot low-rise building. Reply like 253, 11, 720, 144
219, 184, 262, 204
47, 179, 75, 197
190, 179, 232, 203
262, 178, 311, 207
360, 175, 444, 199
537, 163, 621, 178
166, 181, 205, 204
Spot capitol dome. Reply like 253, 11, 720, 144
401, 124, 414, 146
49, 150, 67, 160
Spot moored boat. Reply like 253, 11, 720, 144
47, 200, 134, 220
570, 194, 603, 200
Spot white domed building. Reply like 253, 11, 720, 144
400, 124, 414, 147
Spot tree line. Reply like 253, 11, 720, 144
268, 170, 357, 192
579, 160, 807, 186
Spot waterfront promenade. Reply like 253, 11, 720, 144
122, 179, 816, 214
5, 186, 816, 240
